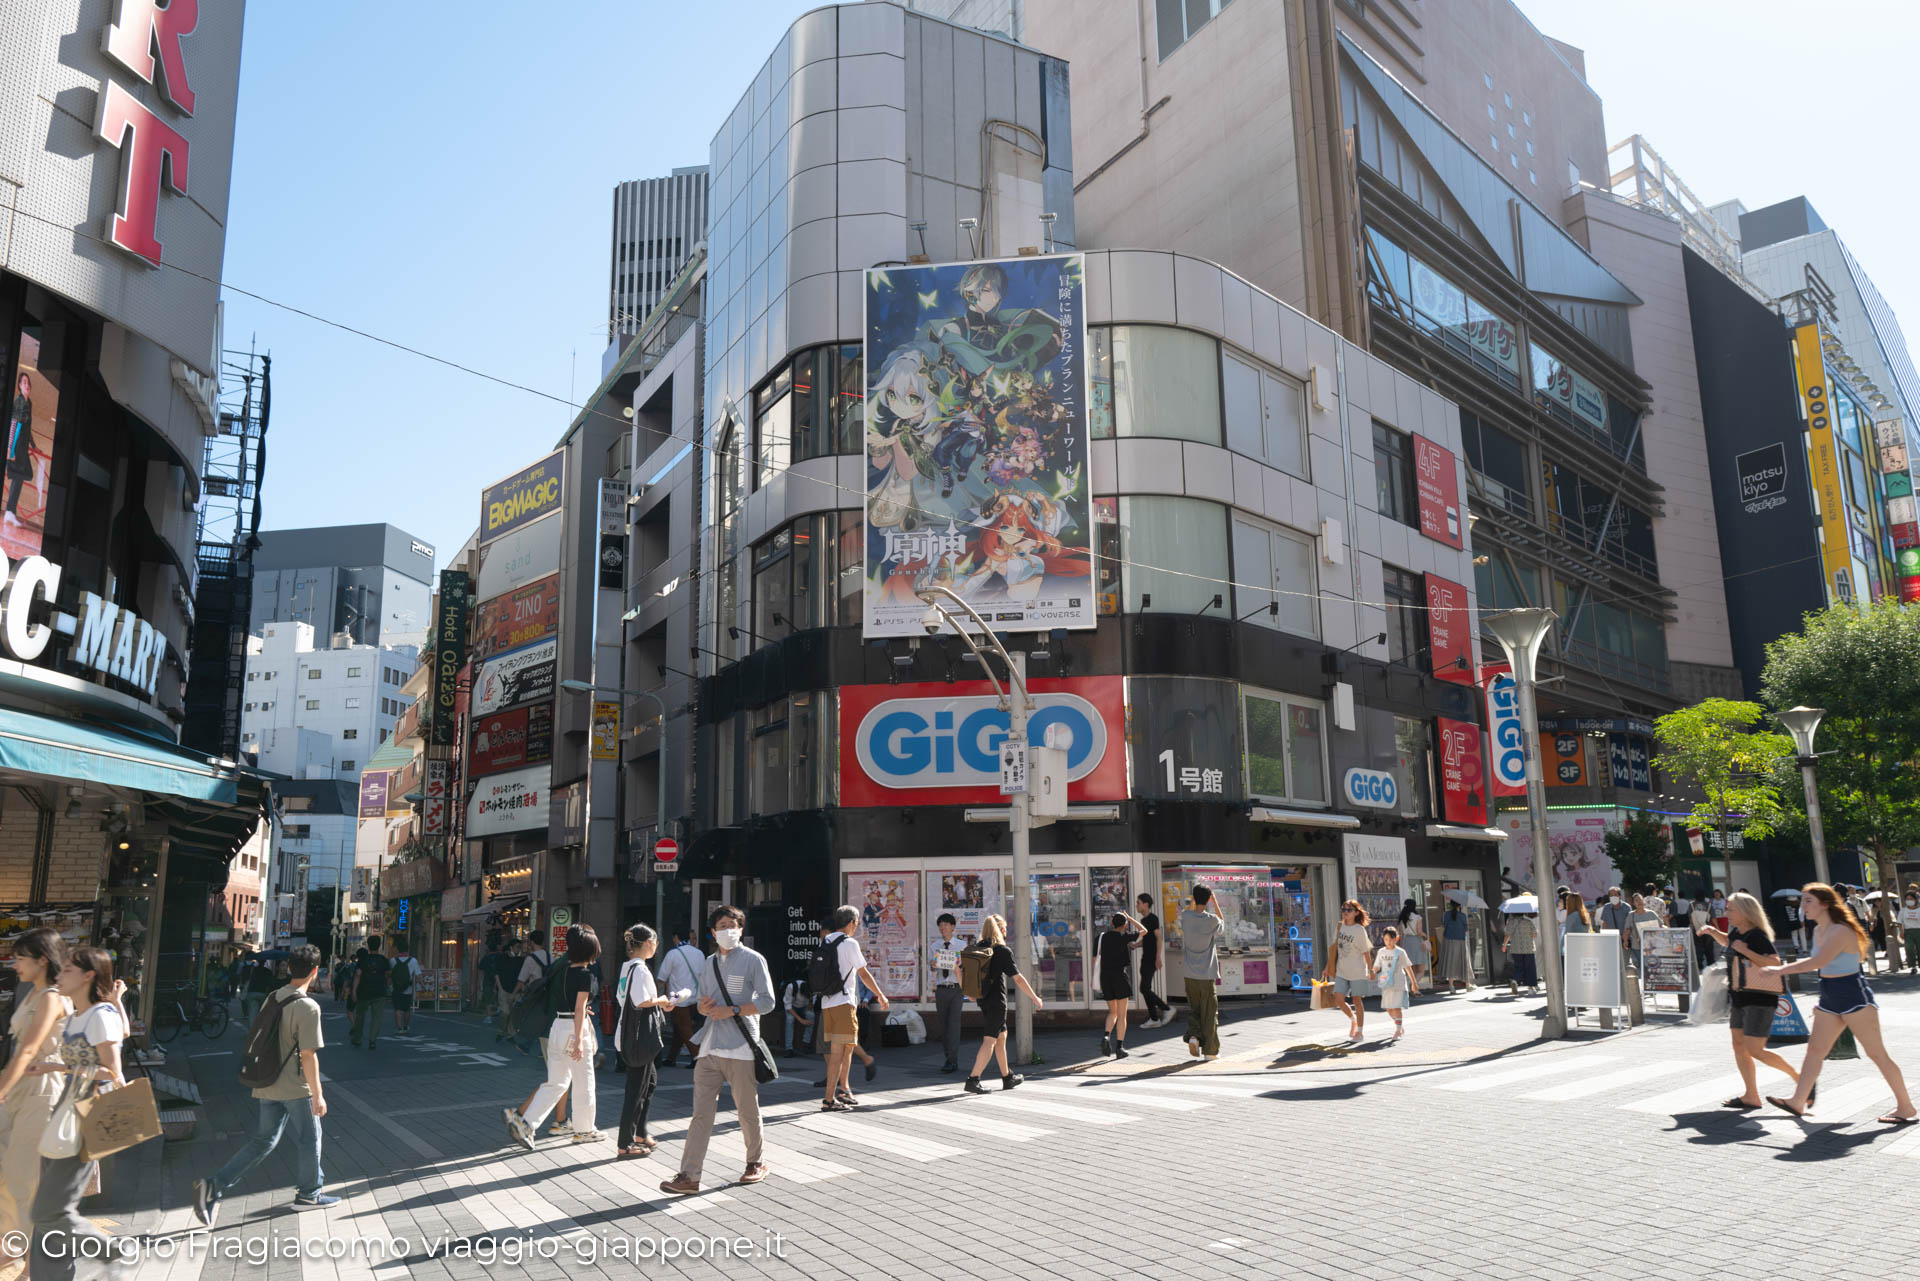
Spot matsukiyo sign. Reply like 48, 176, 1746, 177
0, 553, 166, 699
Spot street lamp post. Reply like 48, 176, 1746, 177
917, 586, 1038, 1066
1483, 607, 1567, 1040
1778, 706, 1830, 886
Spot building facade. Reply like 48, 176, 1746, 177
240, 621, 418, 780
249, 522, 437, 652
608, 168, 709, 355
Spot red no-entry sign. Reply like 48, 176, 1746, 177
653, 837, 679, 862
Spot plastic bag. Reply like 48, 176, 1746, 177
1688, 964, 1729, 1026
885, 1008, 927, 1045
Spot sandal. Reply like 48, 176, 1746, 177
1765, 1094, 1808, 1118
819, 1098, 849, 1112
1720, 1097, 1761, 1110
1877, 1113, 1919, 1126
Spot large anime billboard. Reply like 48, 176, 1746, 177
862, 255, 1094, 637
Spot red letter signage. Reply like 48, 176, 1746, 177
1413, 435, 1463, 548
94, 82, 190, 267
1436, 716, 1488, 826
103, 0, 200, 115
1423, 572, 1474, 683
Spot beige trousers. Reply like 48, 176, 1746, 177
678, 1054, 762, 1181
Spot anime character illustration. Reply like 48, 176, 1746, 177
863, 257, 1094, 637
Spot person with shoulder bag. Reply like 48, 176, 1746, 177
26, 947, 126, 1281
659, 906, 776, 1196
612, 925, 681, 1159
1696, 893, 1802, 1110
505, 927, 606, 1150
0, 928, 72, 1271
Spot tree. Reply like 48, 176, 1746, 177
1603, 810, 1678, 895
1762, 600, 1920, 968
1653, 699, 1792, 894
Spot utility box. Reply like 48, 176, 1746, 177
1029, 745, 1070, 820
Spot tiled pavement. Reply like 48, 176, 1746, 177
98, 973, 1920, 1280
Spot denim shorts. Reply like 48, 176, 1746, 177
1333, 975, 1376, 998
1816, 973, 1875, 1015
1729, 1000, 1775, 1037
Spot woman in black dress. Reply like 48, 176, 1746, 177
963, 914, 1044, 1094
1098, 911, 1143, 1058
7, 372, 32, 519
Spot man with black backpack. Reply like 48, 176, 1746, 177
390, 942, 422, 1033
191, 944, 335, 1226
348, 937, 392, 1049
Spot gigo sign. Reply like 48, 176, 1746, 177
838, 678, 1126, 807
1342, 767, 1399, 810
0, 553, 165, 698
1484, 666, 1527, 796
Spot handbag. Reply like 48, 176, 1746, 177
75, 1076, 161, 1159
1309, 979, 1339, 1011
619, 964, 666, 1062
710, 956, 779, 1085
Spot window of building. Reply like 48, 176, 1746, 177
1568, 160, 1581, 188
260, 701, 272, 711
306, 669, 320, 680
1230, 513, 1318, 638
1373, 422, 1417, 527
750, 699, 790, 815
1507, 123, 1515, 139
1526, 140, 1535, 157
753, 527, 793, 642
1460, 411, 1532, 518
344, 697, 361, 709
1529, 171, 1537, 186
341, 760, 355, 772
836, 510, 863, 625
1490, 133, 1500, 152
1487, 104, 1497, 122
1241, 689, 1327, 806
1382, 565, 1428, 667
1119, 496, 1229, 613
378, 729, 388, 744
246, 672, 256, 682
1090, 325, 1222, 444
1393, 716, 1431, 819
1504, 92, 1513, 109
342, 728, 358, 740
754, 365, 792, 489
713, 717, 738, 826
1363, 228, 1519, 388
346, 666, 360, 678
1523, 110, 1533, 126
1223, 350, 1307, 477
1484, 73, 1493, 90
1156, 0, 1232, 60
1476, 554, 1539, 612
244, 702, 254, 712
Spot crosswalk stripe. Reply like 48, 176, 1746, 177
594, 1142, 737, 1215
1018, 1083, 1209, 1112
1082, 1077, 1284, 1099
783, 1111, 968, 1160
1430, 1056, 1614, 1092
853, 1090, 1055, 1141
1521, 1060, 1703, 1102
1621, 1074, 1750, 1115
700, 1128, 859, 1183
977, 1093, 1134, 1124
1797, 1077, 1894, 1122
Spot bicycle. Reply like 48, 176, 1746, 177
149, 988, 231, 1042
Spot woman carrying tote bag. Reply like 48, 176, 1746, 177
614, 925, 681, 1159
30, 947, 126, 1281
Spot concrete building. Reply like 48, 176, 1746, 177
250, 523, 437, 651
240, 621, 419, 780
607, 168, 709, 363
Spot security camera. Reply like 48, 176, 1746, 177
922, 606, 946, 637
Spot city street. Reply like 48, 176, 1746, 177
128, 975, 1920, 1281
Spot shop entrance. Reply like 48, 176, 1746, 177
1157, 860, 1332, 997
1412, 871, 1491, 985
689, 876, 737, 942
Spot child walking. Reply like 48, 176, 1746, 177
1375, 926, 1418, 1039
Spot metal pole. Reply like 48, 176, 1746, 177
1801, 760, 1830, 886
1007, 651, 1034, 1067
1514, 665, 1566, 1039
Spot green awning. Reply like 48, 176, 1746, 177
0, 708, 238, 803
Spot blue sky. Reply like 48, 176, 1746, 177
223, 1, 1918, 566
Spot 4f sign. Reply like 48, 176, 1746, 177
95, 0, 201, 267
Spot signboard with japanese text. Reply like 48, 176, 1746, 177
466, 765, 550, 837
1413, 436, 1463, 548
474, 638, 557, 716
429, 571, 470, 747
1423, 573, 1473, 682
473, 574, 559, 665
1344, 834, 1409, 946
1128, 675, 1242, 802
480, 451, 565, 545
423, 760, 449, 836
591, 700, 619, 761
469, 703, 553, 777
862, 255, 1093, 637
1542, 731, 1586, 788
357, 772, 388, 819
1436, 716, 1487, 826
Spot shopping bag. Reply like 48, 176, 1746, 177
75, 1077, 162, 1159
1687, 965, 1729, 1026
1309, 980, 1339, 1011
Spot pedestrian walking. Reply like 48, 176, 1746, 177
390, 943, 422, 1034
930, 913, 965, 1072
1628, 894, 1660, 970
658, 930, 705, 1068
1900, 885, 1920, 976
1397, 899, 1431, 989
1503, 909, 1539, 993
242, 958, 275, 1024
1692, 893, 1801, 1111
0, 928, 70, 1270
1688, 898, 1714, 969
508, 930, 553, 1054
963, 913, 1042, 1093
1761, 883, 1916, 1125
782, 976, 815, 1058
613, 925, 678, 1159
190, 945, 334, 1226
817, 907, 888, 1111
1711, 890, 1729, 935
348, 937, 391, 1049
506, 925, 606, 1150
1324, 899, 1376, 1041
1181, 885, 1228, 1059
1642, 883, 1668, 927
1374, 925, 1417, 1038
1097, 911, 1143, 1058
1436, 900, 1474, 991
659, 906, 775, 1195
1843, 886, 1878, 974
1132, 893, 1171, 1028
27, 947, 126, 1281
1562, 890, 1594, 939
1597, 886, 1633, 936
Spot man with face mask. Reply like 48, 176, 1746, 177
659, 906, 775, 1196
1597, 885, 1633, 935
1900, 884, 1920, 976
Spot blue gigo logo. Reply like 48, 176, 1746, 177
1342, 767, 1399, 809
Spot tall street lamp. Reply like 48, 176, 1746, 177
1483, 606, 1567, 1040
917, 585, 1038, 1065
1778, 705, 1830, 886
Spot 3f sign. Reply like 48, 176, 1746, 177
94, 0, 200, 267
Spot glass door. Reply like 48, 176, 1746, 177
1416, 873, 1490, 984
690, 878, 724, 944
1029, 871, 1087, 1006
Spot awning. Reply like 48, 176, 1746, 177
0, 707, 238, 803
1426, 823, 1509, 843
461, 894, 528, 921
1251, 806, 1361, 830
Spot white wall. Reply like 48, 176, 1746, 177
239, 621, 419, 778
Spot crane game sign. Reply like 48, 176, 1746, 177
862, 256, 1094, 637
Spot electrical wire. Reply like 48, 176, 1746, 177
9, 199, 1835, 625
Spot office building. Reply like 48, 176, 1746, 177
240, 620, 420, 779
608, 168, 709, 353
250, 522, 436, 651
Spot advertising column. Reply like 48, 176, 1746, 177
1794, 323, 1856, 605
1874, 418, 1920, 601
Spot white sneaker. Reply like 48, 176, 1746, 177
550, 1121, 575, 1137
1203, 1053, 1219, 1061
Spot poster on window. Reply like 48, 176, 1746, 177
924, 869, 1002, 982
1344, 834, 1408, 946
846, 871, 921, 999
4, 326, 59, 562
863, 255, 1094, 637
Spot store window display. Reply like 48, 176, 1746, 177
1159, 864, 1299, 996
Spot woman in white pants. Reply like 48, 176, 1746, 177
0, 929, 71, 1271
505, 926, 603, 1149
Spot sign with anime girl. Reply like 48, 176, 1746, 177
863, 256, 1094, 637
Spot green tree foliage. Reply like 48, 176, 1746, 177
1603, 810, 1679, 894
1761, 600, 1920, 965
1653, 699, 1791, 891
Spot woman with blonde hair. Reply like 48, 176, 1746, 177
1695, 892, 1800, 1110
1761, 883, 1917, 1124
963, 914, 1043, 1094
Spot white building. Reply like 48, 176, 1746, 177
240, 621, 419, 780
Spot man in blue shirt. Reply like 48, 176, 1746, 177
659, 906, 774, 1196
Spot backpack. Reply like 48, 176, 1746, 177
959, 943, 994, 1001
356, 954, 391, 999
238, 990, 303, 1089
808, 935, 849, 997
391, 959, 413, 996
509, 952, 558, 1037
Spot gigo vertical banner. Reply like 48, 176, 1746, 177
1795, 323, 1855, 604
863, 255, 1094, 637
430, 570, 470, 748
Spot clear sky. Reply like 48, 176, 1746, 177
223, 1, 1918, 566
